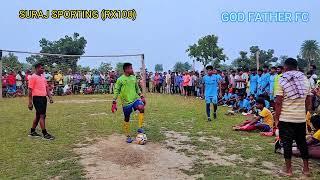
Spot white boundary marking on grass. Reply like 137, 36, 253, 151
55, 99, 113, 104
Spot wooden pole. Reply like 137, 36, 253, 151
0, 50, 2, 99
141, 54, 146, 95
256, 51, 260, 70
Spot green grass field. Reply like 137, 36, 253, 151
0, 94, 319, 179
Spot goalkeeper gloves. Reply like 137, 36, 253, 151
111, 100, 117, 113
140, 95, 146, 105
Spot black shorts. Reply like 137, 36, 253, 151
33, 96, 47, 115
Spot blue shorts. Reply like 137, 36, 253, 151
123, 99, 144, 118
205, 96, 218, 104
255, 122, 272, 132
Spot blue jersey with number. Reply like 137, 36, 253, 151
203, 74, 221, 98
261, 73, 270, 92
249, 74, 258, 94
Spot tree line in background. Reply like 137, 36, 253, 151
1, 33, 320, 74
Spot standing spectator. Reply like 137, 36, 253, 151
53, 71, 63, 96
7, 71, 17, 93
146, 72, 150, 92
174, 72, 180, 94
109, 71, 116, 94
274, 66, 284, 96
269, 66, 276, 104
154, 72, 160, 93
16, 71, 24, 93
165, 71, 171, 94
191, 71, 197, 96
257, 69, 264, 97
183, 71, 191, 96
2, 72, 8, 96
93, 71, 101, 90
170, 72, 175, 94
309, 65, 317, 90
229, 70, 236, 93
220, 71, 229, 96
72, 72, 82, 94
84, 71, 92, 85
44, 70, 52, 82
63, 71, 71, 86
261, 65, 270, 95
235, 69, 246, 95
249, 69, 258, 95
148, 72, 153, 93
159, 73, 164, 93
275, 58, 312, 177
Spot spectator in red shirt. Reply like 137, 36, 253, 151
7, 71, 16, 86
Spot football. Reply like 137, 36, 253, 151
135, 133, 147, 145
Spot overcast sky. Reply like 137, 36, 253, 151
1, 0, 319, 71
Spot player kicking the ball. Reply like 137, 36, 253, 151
111, 63, 146, 143
202, 65, 222, 121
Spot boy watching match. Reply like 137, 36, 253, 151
111, 63, 146, 143
28, 63, 54, 140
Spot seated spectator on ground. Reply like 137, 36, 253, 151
63, 84, 72, 95
258, 94, 271, 109
246, 94, 256, 114
228, 89, 239, 107
276, 115, 320, 159
233, 98, 274, 132
232, 93, 250, 113
219, 89, 231, 106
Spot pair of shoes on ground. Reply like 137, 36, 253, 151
207, 113, 217, 121
126, 128, 145, 143
29, 131, 55, 140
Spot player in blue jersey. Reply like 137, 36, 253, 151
257, 69, 264, 97
249, 69, 258, 95
260, 65, 270, 95
269, 66, 276, 103
202, 65, 222, 121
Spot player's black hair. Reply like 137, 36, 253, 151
238, 93, 244, 97
250, 68, 257, 72
277, 66, 284, 70
237, 68, 242, 72
123, 62, 132, 71
256, 97, 265, 107
34, 63, 44, 69
271, 66, 276, 70
311, 64, 317, 70
263, 65, 269, 69
307, 71, 312, 76
206, 65, 213, 70
284, 58, 298, 70
311, 115, 320, 129
257, 69, 263, 72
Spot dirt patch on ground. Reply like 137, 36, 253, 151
74, 134, 196, 180
56, 99, 111, 104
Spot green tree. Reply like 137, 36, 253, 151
279, 55, 289, 65
98, 62, 112, 72
173, 61, 192, 72
186, 34, 227, 68
2, 53, 22, 72
115, 62, 124, 74
77, 65, 90, 73
26, 33, 87, 72
154, 64, 163, 72
232, 51, 252, 69
300, 40, 320, 70
296, 55, 308, 72
249, 46, 278, 69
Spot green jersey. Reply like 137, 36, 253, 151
113, 75, 141, 106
